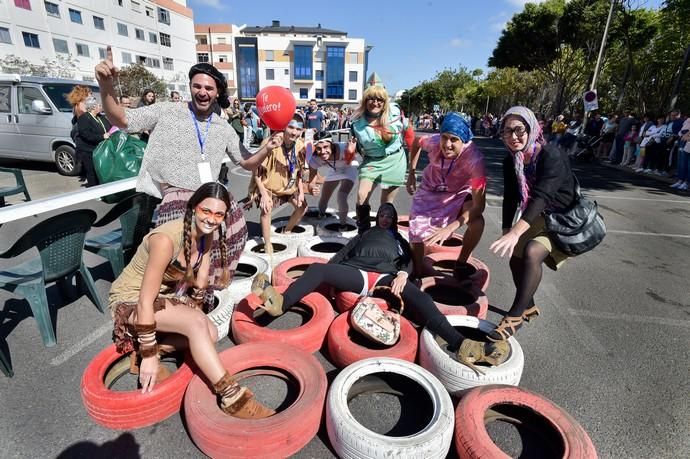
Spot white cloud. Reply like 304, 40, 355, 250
450, 38, 471, 48
194, 0, 223, 9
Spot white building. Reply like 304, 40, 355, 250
194, 23, 239, 98
0, 0, 196, 94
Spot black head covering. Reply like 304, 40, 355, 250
188, 63, 230, 109
376, 203, 399, 233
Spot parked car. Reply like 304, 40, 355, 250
0, 74, 100, 176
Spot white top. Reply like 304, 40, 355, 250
640, 125, 665, 147
308, 142, 359, 183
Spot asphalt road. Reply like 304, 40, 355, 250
0, 136, 688, 458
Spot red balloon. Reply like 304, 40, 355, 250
256, 86, 297, 131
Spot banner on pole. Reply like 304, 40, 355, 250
583, 90, 599, 112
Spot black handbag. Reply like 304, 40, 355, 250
543, 176, 606, 256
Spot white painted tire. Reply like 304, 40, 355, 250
243, 236, 298, 267
316, 216, 358, 238
418, 315, 524, 396
301, 206, 338, 227
326, 357, 454, 459
297, 235, 350, 260
270, 219, 315, 243
207, 254, 270, 341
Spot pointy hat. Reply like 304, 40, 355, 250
366, 72, 384, 89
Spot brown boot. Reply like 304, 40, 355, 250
455, 339, 511, 376
129, 350, 173, 383
213, 372, 275, 419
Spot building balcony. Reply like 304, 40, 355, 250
196, 44, 233, 52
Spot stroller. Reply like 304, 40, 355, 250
572, 134, 602, 163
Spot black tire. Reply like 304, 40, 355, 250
55, 145, 81, 176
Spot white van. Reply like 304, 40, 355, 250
0, 74, 100, 175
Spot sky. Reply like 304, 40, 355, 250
187, 0, 664, 96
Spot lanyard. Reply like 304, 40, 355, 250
284, 143, 297, 177
189, 106, 212, 160
439, 156, 457, 186
90, 113, 106, 133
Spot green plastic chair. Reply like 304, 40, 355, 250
0, 167, 31, 207
0, 209, 104, 347
84, 193, 157, 278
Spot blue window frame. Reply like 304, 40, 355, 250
326, 46, 345, 99
315, 70, 323, 81
299, 88, 308, 99
22, 32, 40, 48
293, 45, 313, 80
237, 43, 258, 99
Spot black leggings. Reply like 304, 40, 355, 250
283, 264, 464, 350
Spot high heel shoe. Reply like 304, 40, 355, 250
487, 315, 524, 342
522, 305, 540, 322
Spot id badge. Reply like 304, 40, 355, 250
197, 161, 214, 183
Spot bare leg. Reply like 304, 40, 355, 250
318, 180, 338, 215
380, 186, 400, 205
457, 202, 485, 263
357, 179, 376, 206
285, 199, 308, 232
260, 208, 273, 256
336, 179, 354, 224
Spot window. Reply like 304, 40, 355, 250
14, 0, 31, 11
68, 8, 82, 24
135, 28, 144, 40
93, 16, 105, 30
196, 35, 207, 45
326, 46, 345, 99
157, 7, 170, 25
130, 0, 140, 12
145, 6, 154, 18
265, 68, 274, 80
265, 50, 274, 61
315, 51, 324, 62
159, 32, 171, 47
284, 69, 289, 75
349, 71, 358, 82
0, 27, 11, 44
163, 57, 173, 70
116, 0, 123, 6
75, 43, 89, 57
299, 88, 308, 99
197, 53, 209, 63
0, 85, 12, 113
148, 32, 157, 43
18, 86, 48, 114
117, 23, 128, 36
44, 1, 59, 17
237, 41, 258, 99
217, 37, 226, 44
98, 47, 106, 59
349, 52, 358, 64
293, 45, 313, 80
348, 89, 357, 100
315, 70, 323, 81
22, 32, 40, 48
219, 55, 228, 63
315, 88, 323, 99
121, 52, 131, 64
52, 38, 68, 54
148, 57, 160, 68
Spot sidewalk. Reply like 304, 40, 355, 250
598, 160, 680, 186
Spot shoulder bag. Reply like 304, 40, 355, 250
350, 286, 404, 346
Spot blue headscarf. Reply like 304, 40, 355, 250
440, 112, 473, 143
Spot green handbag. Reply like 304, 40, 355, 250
93, 130, 146, 184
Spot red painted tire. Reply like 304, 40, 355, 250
271, 256, 331, 299
80, 345, 194, 430
422, 253, 490, 293
419, 276, 488, 319
326, 311, 418, 368
396, 214, 410, 235
184, 343, 328, 459
423, 232, 464, 256
335, 290, 388, 313
231, 287, 336, 353
455, 385, 598, 459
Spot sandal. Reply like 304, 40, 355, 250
522, 305, 540, 322
487, 315, 524, 342
250, 273, 285, 319
455, 339, 511, 376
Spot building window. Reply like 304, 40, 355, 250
116, 0, 123, 6
157, 7, 170, 25
226, 72, 234, 81
53, 38, 68, 54
237, 42, 258, 99
163, 57, 173, 70
315, 51, 324, 62
284, 69, 289, 75
326, 46, 345, 99
44, 1, 59, 17
0, 27, 12, 44
293, 45, 313, 80
149, 32, 157, 43
117, 23, 128, 37
349, 52, 358, 64
135, 28, 144, 40
348, 89, 357, 100
145, 6, 154, 18
197, 53, 209, 63
265, 69, 274, 80
159, 32, 171, 47
299, 88, 308, 99
196, 35, 207, 45
98, 47, 106, 59
315, 70, 323, 81
76, 43, 89, 57
69, 8, 82, 24
93, 16, 105, 30
349, 71, 358, 82
315, 88, 323, 99
122, 52, 132, 64
14, 0, 31, 10
130, 0, 140, 12
217, 37, 226, 44
219, 55, 228, 63
265, 50, 274, 61
22, 32, 40, 48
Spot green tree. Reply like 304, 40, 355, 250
115, 64, 167, 100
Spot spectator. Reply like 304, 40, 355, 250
75, 95, 111, 187
170, 91, 181, 102
671, 116, 690, 190
118, 95, 132, 108
305, 99, 325, 132
137, 89, 156, 108
66, 85, 92, 182
550, 115, 566, 145
611, 110, 637, 163
598, 114, 618, 158
585, 112, 604, 137
632, 114, 653, 171
620, 124, 639, 166
640, 115, 668, 174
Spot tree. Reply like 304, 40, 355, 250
115, 64, 167, 100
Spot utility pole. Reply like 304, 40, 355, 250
208, 27, 214, 64
583, 0, 616, 127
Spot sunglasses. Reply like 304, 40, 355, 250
501, 126, 528, 138
366, 97, 385, 104
196, 206, 226, 222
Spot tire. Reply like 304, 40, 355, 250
454, 385, 597, 459
271, 256, 328, 287
55, 145, 81, 176
424, 233, 464, 255
418, 315, 524, 396
326, 357, 454, 459
297, 235, 350, 260
184, 343, 328, 459
301, 206, 337, 227
419, 276, 488, 319
208, 254, 270, 340
422, 253, 491, 293
80, 345, 193, 430
243, 236, 298, 267
335, 291, 388, 313
231, 287, 335, 353
326, 310, 418, 368
270, 219, 315, 242
316, 216, 359, 238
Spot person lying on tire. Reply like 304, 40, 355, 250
251, 203, 509, 367
109, 182, 273, 419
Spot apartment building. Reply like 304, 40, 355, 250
194, 23, 239, 98
227, 20, 371, 105
0, 0, 196, 94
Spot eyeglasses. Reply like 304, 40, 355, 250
366, 97, 385, 104
501, 126, 528, 138
196, 206, 226, 222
